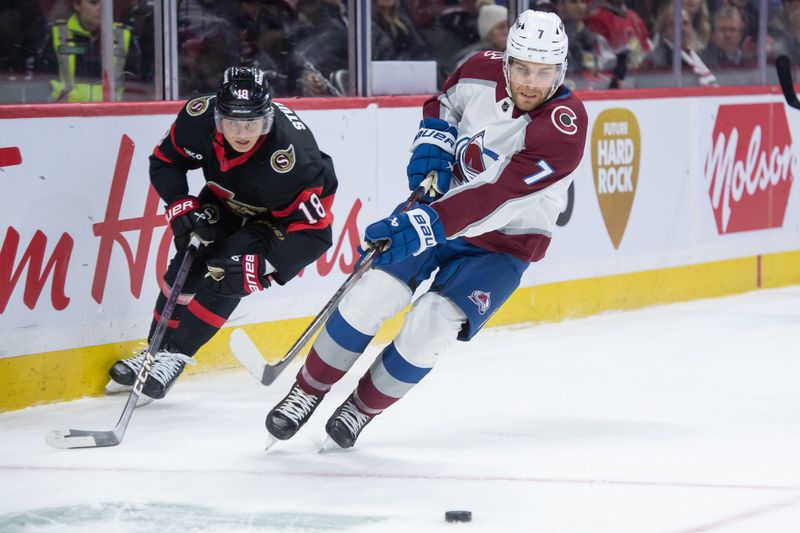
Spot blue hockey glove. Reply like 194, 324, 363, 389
361, 204, 446, 265
406, 118, 457, 200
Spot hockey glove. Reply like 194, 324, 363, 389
204, 254, 274, 297
165, 197, 215, 251
361, 204, 446, 265
407, 118, 457, 200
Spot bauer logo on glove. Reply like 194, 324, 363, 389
205, 254, 274, 296
362, 204, 447, 265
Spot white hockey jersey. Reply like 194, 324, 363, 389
426, 51, 587, 263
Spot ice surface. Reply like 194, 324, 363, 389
1, 286, 799, 532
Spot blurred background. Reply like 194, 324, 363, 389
0, 0, 795, 104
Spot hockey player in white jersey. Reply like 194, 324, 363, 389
265, 10, 588, 449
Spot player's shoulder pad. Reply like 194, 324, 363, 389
533, 89, 588, 140
459, 50, 505, 80
183, 94, 215, 118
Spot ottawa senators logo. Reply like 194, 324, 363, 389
270, 144, 296, 173
186, 95, 212, 116
206, 181, 267, 218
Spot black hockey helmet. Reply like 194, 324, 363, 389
216, 66, 272, 119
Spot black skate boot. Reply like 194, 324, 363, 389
140, 349, 195, 401
265, 383, 323, 443
323, 395, 374, 450
106, 350, 149, 393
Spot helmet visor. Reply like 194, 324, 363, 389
507, 58, 564, 89
215, 107, 275, 137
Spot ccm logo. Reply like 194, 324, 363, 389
133, 351, 156, 394
243, 254, 262, 293
165, 198, 199, 222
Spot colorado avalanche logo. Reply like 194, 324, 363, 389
455, 131, 499, 182
551, 106, 578, 136
469, 290, 491, 315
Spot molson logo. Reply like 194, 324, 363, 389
591, 108, 640, 249
705, 103, 795, 234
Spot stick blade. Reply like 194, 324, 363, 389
45, 429, 120, 449
229, 329, 270, 382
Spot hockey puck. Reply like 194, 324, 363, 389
445, 510, 472, 523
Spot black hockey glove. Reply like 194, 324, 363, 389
204, 254, 273, 297
165, 196, 215, 251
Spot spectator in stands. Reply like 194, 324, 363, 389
685, 0, 712, 51
179, 19, 241, 96
220, 0, 294, 95
122, 0, 155, 90
555, 0, 616, 88
718, 0, 760, 45
372, 0, 429, 60
586, 0, 652, 71
288, 0, 348, 96
250, 0, 296, 96
701, 5, 756, 74
0, 1, 45, 76
417, 0, 480, 85
639, 3, 718, 86
768, 0, 800, 41
35, 0, 142, 102
449, 3, 508, 71
773, 6, 800, 62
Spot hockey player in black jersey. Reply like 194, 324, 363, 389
106, 66, 338, 402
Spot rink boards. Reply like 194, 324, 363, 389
1, 87, 799, 411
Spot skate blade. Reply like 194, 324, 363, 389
264, 434, 279, 452
135, 394, 154, 408
318, 436, 345, 454
104, 380, 132, 395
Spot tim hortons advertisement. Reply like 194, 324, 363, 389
705, 102, 795, 234
0, 110, 394, 359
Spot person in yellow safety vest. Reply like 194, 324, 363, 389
37, 0, 142, 102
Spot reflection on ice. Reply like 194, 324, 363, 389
0, 502, 385, 533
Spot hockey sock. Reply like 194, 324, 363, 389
297, 309, 375, 396
352, 342, 432, 415
167, 290, 240, 356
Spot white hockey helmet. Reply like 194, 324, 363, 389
504, 10, 569, 100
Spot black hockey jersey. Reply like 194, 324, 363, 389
150, 95, 338, 284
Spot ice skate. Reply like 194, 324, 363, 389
323, 395, 374, 450
265, 383, 323, 443
139, 349, 195, 401
106, 350, 148, 394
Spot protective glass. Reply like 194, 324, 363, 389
507, 59, 564, 89
214, 107, 275, 137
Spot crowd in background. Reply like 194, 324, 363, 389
0, 0, 796, 103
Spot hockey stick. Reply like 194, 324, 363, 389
776, 55, 800, 110
230, 183, 430, 386
45, 236, 201, 449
